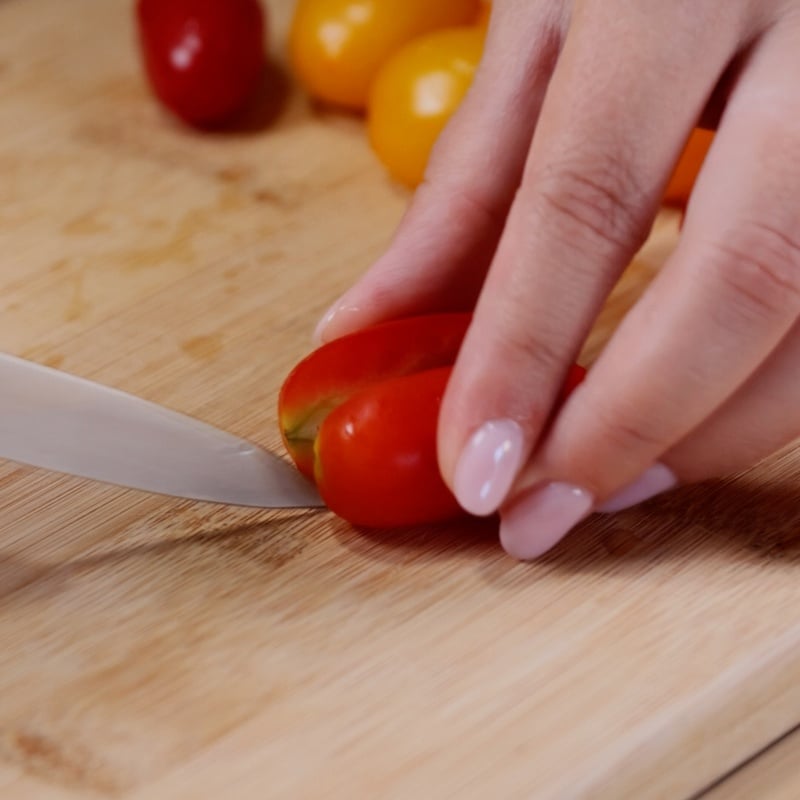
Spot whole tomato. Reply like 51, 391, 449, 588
136, 0, 267, 127
279, 313, 586, 528
367, 26, 485, 187
288, 0, 481, 110
663, 128, 715, 208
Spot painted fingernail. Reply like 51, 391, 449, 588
597, 463, 678, 513
313, 299, 362, 345
499, 482, 594, 560
453, 419, 525, 516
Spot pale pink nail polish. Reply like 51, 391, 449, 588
597, 463, 678, 513
453, 419, 525, 516
499, 482, 594, 560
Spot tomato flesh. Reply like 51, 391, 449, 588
136, 0, 266, 127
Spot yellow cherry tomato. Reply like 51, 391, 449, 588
289, 0, 481, 110
367, 26, 485, 187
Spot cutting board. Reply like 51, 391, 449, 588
1, 1, 799, 798
705, 726, 800, 799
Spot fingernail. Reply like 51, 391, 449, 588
313, 299, 362, 345
597, 463, 678, 513
499, 482, 594, 560
453, 419, 525, 516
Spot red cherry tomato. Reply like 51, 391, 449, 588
278, 313, 587, 529
136, 0, 267, 127
315, 367, 462, 527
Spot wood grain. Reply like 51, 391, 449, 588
704, 727, 800, 799
1, 1, 799, 798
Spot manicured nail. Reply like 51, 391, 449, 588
597, 463, 678, 513
313, 301, 338, 344
499, 482, 594, 560
313, 299, 362, 345
453, 419, 525, 516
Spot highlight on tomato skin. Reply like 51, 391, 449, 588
313, 367, 465, 528
278, 313, 472, 478
367, 25, 485, 187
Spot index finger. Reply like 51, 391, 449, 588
443, 0, 746, 514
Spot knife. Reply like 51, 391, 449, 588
0, 353, 324, 508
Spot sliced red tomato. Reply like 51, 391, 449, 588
315, 366, 461, 527
279, 313, 471, 478
278, 313, 587, 528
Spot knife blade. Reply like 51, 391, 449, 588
0, 353, 323, 508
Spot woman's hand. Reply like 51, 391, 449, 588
315, 0, 800, 559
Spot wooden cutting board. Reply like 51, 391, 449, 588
705, 726, 800, 799
1, 1, 799, 798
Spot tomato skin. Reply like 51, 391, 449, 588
136, 0, 266, 127
279, 313, 472, 479
663, 127, 714, 207
289, 0, 480, 110
367, 26, 485, 187
315, 367, 463, 527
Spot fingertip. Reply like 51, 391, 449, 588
596, 463, 678, 513
452, 418, 526, 516
312, 301, 368, 345
499, 482, 594, 561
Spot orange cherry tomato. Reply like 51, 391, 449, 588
663, 127, 714, 207
476, 1, 491, 26
289, 0, 481, 110
367, 26, 485, 187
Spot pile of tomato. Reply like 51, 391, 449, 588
137, 0, 712, 206
136, 0, 710, 203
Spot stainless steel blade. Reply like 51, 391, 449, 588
0, 353, 323, 508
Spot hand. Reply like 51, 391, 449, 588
314, 0, 800, 559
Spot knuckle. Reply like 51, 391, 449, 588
531, 153, 649, 253
591, 402, 666, 455
496, 323, 565, 377
708, 220, 800, 323
415, 178, 505, 238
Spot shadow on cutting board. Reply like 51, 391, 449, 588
1, 455, 797, 605
192, 58, 292, 136
332, 465, 800, 576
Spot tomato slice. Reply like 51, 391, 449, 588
314, 366, 462, 527
279, 313, 471, 478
